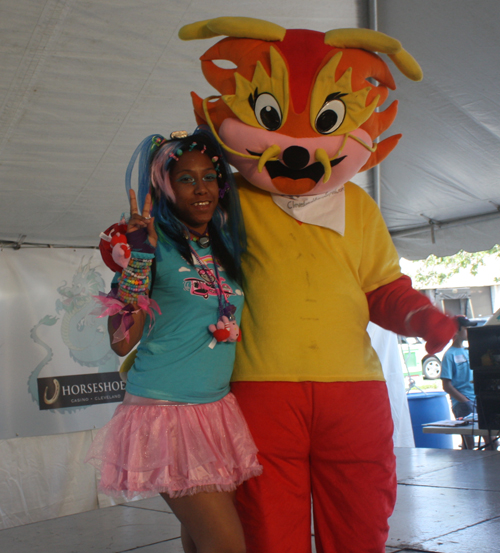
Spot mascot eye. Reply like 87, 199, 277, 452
254, 93, 282, 131
315, 98, 346, 134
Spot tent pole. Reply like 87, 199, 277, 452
368, 0, 381, 208
390, 209, 500, 239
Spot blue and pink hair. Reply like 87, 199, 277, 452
125, 126, 246, 278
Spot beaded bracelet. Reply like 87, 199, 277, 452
117, 255, 153, 304
93, 251, 160, 343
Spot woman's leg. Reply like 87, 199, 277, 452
180, 524, 196, 553
160, 490, 245, 553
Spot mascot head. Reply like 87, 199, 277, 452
179, 17, 422, 196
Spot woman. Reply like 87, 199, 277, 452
86, 128, 261, 553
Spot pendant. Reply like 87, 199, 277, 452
198, 236, 210, 248
208, 315, 241, 345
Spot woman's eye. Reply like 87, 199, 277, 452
203, 173, 217, 182
178, 175, 195, 184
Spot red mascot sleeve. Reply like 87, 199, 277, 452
366, 275, 458, 354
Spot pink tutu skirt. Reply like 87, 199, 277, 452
85, 392, 262, 500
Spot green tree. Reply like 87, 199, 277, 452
402, 245, 500, 288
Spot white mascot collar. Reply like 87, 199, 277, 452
271, 186, 345, 236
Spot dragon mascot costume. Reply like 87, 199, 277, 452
174, 17, 456, 553
178, 16, 457, 553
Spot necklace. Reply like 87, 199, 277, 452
186, 227, 210, 248
189, 243, 239, 346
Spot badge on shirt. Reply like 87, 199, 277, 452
453, 354, 467, 364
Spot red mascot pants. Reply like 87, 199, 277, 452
232, 381, 397, 553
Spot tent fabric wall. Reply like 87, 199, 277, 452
0, 431, 97, 530
0, 248, 120, 440
377, 0, 500, 258
368, 323, 415, 449
0, 247, 127, 529
0, 428, 133, 531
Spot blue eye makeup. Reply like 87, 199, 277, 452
176, 172, 217, 186
177, 174, 195, 185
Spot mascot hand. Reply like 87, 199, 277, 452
407, 307, 458, 355
110, 233, 132, 268
99, 221, 131, 272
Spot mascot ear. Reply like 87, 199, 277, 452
360, 134, 402, 172
361, 100, 399, 141
191, 92, 206, 125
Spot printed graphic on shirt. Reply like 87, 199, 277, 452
181, 253, 240, 300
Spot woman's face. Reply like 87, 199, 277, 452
169, 149, 219, 233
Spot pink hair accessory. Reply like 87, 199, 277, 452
91, 291, 161, 343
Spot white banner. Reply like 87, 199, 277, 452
0, 248, 122, 439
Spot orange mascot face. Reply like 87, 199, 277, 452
180, 17, 422, 197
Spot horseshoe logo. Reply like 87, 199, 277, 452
44, 378, 60, 405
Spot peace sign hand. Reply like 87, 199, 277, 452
127, 190, 158, 249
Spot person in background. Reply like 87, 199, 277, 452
441, 322, 496, 450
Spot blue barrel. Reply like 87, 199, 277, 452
407, 391, 453, 448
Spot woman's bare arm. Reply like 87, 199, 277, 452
108, 189, 157, 356
108, 308, 147, 356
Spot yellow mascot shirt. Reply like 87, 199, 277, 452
233, 176, 402, 383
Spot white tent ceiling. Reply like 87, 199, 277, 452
1, 0, 499, 260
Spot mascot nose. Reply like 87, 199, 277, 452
282, 146, 310, 170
